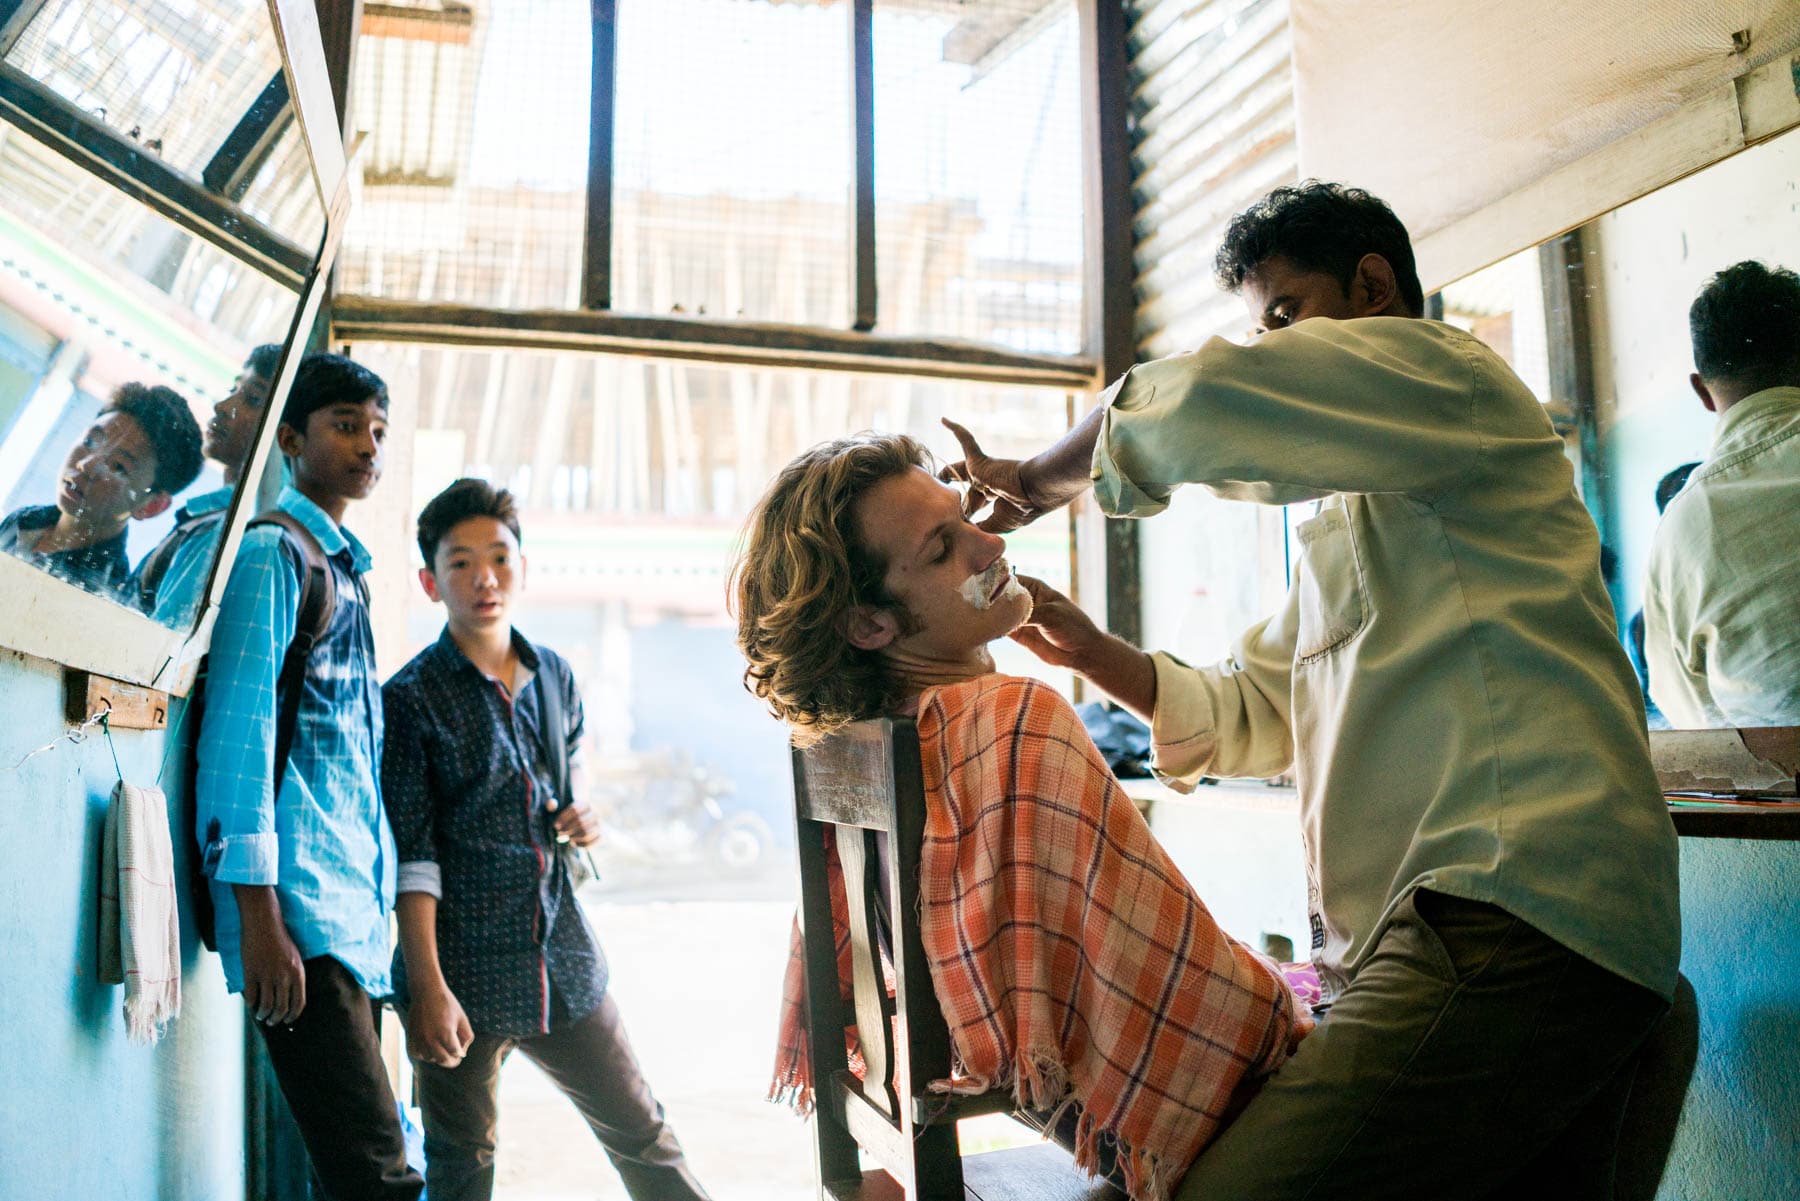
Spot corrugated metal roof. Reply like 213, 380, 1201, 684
1128, 0, 1297, 357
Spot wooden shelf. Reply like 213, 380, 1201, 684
1668, 805, 1800, 841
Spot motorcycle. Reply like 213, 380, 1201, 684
587, 749, 775, 873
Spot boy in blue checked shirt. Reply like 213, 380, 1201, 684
195, 353, 423, 1201
383, 478, 710, 1201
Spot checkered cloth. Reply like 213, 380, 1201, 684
771, 675, 1312, 1200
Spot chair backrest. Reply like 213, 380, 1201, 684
793, 717, 971, 1198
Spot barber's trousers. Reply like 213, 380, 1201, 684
1173, 889, 1670, 1201
410, 991, 711, 1201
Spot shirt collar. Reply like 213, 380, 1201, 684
178, 486, 235, 522
1711, 386, 1800, 460
276, 484, 372, 572
431, 624, 543, 681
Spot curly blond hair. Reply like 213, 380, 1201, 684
730, 433, 929, 745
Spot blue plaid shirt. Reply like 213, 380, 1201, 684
383, 628, 608, 1036
132, 485, 232, 627
195, 485, 395, 997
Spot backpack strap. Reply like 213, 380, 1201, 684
535, 660, 572, 806
133, 509, 226, 612
247, 510, 337, 786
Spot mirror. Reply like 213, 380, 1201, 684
1438, 124, 1800, 731
0, 0, 324, 631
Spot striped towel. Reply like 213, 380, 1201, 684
772, 674, 1311, 1200
99, 780, 181, 1044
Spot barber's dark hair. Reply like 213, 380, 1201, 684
416, 477, 522, 568
243, 343, 284, 390
107, 382, 203, 495
1689, 260, 1800, 392
1214, 180, 1425, 317
279, 352, 389, 434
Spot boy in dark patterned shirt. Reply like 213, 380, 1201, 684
382, 478, 710, 1201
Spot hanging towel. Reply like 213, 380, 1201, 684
99, 780, 181, 1043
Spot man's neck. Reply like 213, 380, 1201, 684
885, 646, 997, 696
449, 620, 518, 685
34, 510, 124, 555
291, 476, 349, 525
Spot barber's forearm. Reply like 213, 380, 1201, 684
1020, 402, 1105, 511
1078, 633, 1158, 723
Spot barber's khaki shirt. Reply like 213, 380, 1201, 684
1092, 316, 1680, 1002
1642, 386, 1800, 729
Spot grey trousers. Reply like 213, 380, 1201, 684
410, 991, 710, 1201
1173, 889, 1671, 1201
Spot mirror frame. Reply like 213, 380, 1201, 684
0, 0, 346, 695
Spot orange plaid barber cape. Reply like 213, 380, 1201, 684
771, 674, 1312, 1201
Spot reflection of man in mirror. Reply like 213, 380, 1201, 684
1626, 461, 1700, 724
0, 382, 203, 598
1643, 260, 1800, 728
129, 344, 282, 626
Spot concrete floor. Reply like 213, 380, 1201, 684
486, 893, 816, 1201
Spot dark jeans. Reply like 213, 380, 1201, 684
1173, 889, 1671, 1201
410, 991, 710, 1201
255, 955, 424, 1201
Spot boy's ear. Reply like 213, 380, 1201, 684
275, 420, 305, 458
418, 566, 443, 603
130, 491, 172, 521
845, 604, 900, 651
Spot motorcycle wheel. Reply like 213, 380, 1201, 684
706, 812, 773, 873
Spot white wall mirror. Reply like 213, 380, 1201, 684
1433, 124, 1800, 733
0, 0, 345, 690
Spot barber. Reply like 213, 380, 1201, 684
943, 181, 1680, 1199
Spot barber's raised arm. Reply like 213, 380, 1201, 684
939, 404, 1105, 534
1097, 318, 1487, 516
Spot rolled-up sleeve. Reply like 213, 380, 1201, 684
381, 681, 441, 897
1093, 318, 1486, 514
195, 528, 297, 885
1151, 592, 1300, 789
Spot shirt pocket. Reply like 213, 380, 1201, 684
1293, 506, 1369, 664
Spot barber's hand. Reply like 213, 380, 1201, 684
938, 419, 1048, 534
406, 982, 473, 1069
549, 795, 603, 847
1008, 575, 1106, 671
236, 887, 306, 1026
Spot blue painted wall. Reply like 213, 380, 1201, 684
1659, 836, 1800, 1200
0, 648, 244, 1201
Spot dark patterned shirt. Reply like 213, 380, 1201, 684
382, 627, 607, 1036
0, 503, 130, 597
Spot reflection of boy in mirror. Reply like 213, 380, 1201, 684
0, 382, 203, 598
130, 343, 282, 626
195, 354, 424, 1200
1644, 260, 1800, 728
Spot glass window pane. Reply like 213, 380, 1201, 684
4, 0, 284, 180
611, 0, 852, 325
338, 0, 592, 308
873, 0, 1086, 354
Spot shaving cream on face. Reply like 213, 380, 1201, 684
960, 569, 997, 610
961, 563, 1030, 611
